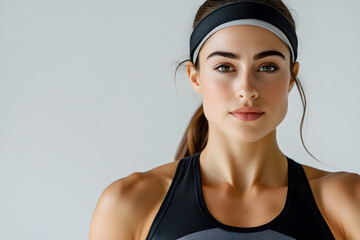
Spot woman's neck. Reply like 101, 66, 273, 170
199, 128, 288, 193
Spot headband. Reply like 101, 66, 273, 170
190, 2, 298, 64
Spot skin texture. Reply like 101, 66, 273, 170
89, 26, 360, 240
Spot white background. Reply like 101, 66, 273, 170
0, 0, 359, 239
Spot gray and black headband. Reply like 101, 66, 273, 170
190, 2, 298, 63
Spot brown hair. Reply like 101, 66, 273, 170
174, 0, 313, 162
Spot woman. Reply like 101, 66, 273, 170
89, 0, 360, 239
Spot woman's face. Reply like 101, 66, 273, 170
188, 25, 299, 142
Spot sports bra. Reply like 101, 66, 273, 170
146, 152, 335, 239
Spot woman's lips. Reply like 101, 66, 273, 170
230, 107, 265, 121
231, 112, 264, 121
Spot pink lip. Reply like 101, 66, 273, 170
230, 107, 264, 121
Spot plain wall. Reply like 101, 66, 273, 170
0, 0, 359, 239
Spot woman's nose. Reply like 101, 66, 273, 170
236, 70, 259, 100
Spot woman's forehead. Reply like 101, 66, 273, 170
200, 25, 291, 59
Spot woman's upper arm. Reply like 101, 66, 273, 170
324, 172, 360, 239
341, 172, 360, 239
89, 173, 147, 240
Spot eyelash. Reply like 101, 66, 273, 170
259, 65, 280, 74
214, 64, 280, 74
215, 64, 235, 73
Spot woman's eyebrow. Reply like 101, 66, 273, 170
206, 50, 286, 61
254, 50, 285, 60
206, 51, 240, 60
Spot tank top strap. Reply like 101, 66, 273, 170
285, 157, 335, 240
146, 153, 199, 240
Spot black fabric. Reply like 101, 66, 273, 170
189, 2, 298, 63
146, 152, 335, 240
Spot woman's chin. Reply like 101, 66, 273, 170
225, 127, 276, 143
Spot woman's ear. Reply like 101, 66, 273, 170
187, 61, 202, 94
288, 61, 300, 93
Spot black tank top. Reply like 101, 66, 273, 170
146, 152, 335, 240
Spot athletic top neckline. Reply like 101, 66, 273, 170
194, 152, 292, 232
145, 152, 335, 239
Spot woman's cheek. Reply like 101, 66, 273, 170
203, 82, 229, 109
201, 77, 233, 120
264, 72, 290, 98
263, 78, 290, 118
202, 72, 233, 99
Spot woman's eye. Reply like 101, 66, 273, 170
259, 65, 279, 73
215, 65, 234, 73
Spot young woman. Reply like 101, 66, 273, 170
89, 1, 360, 239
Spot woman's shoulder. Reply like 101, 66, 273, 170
301, 163, 360, 196
107, 159, 180, 203
301, 164, 360, 239
90, 160, 180, 240
114, 160, 181, 213
120, 160, 182, 206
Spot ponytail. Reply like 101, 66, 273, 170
174, 104, 208, 161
